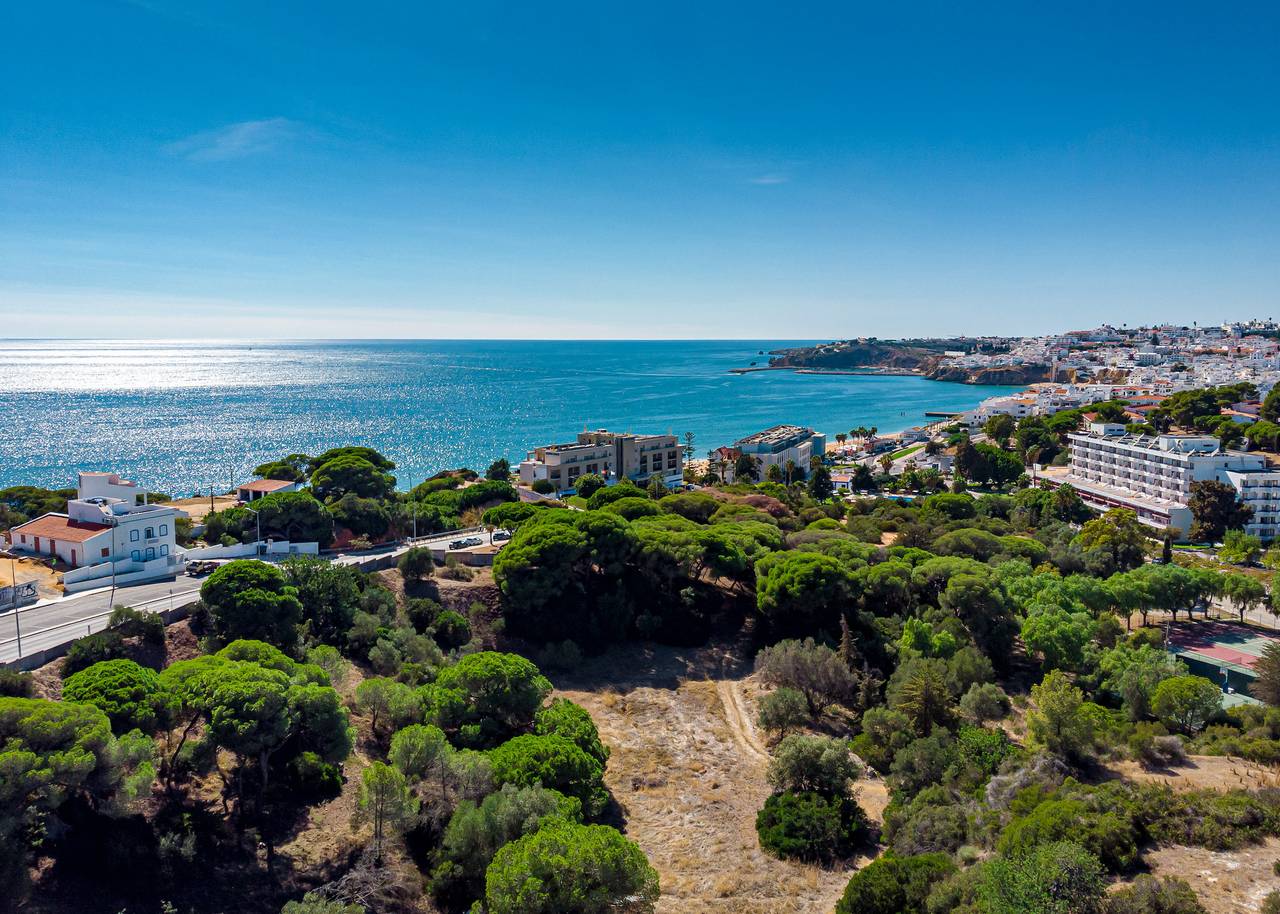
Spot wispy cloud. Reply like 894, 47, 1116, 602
165, 117, 300, 162
748, 173, 790, 185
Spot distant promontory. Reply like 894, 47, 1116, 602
746, 338, 1052, 386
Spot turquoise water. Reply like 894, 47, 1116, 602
0, 340, 1018, 495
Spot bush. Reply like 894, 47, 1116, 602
756, 791, 869, 862
285, 750, 344, 800
758, 687, 809, 737
441, 555, 474, 581
398, 547, 435, 582
108, 605, 165, 646
537, 640, 583, 672
767, 734, 861, 796
535, 699, 609, 767
835, 852, 957, 914
407, 597, 442, 632
530, 479, 555, 494
432, 610, 472, 649
0, 669, 34, 697
959, 682, 1011, 722
61, 630, 127, 677
1102, 875, 1207, 914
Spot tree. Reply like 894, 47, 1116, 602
355, 677, 421, 738
0, 697, 155, 895
766, 463, 784, 483
1073, 509, 1148, 575
249, 490, 334, 544
1188, 480, 1252, 542
356, 761, 418, 864
281, 893, 365, 914
390, 723, 452, 797
1262, 386, 1280, 423
329, 493, 391, 539
488, 734, 607, 816
755, 639, 857, 719
808, 465, 834, 502
430, 652, 552, 747
729, 452, 757, 482
756, 790, 869, 862
311, 455, 395, 501
1151, 675, 1221, 734
432, 783, 582, 903
484, 821, 659, 914
202, 560, 304, 650
888, 658, 955, 734
62, 659, 166, 734
1252, 642, 1280, 704
574, 473, 606, 499
398, 546, 435, 583
1021, 603, 1096, 672
1099, 643, 1186, 721
309, 446, 396, 474
1223, 572, 1268, 623
766, 735, 860, 796
486, 458, 511, 481
281, 557, 362, 646
755, 552, 859, 632
1220, 529, 1262, 565
979, 840, 1105, 914
984, 413, 1017, 446
254, 453, 311, 482
535, 699, 609, 767
959, 682, 1011, 722
1027, 670, 1095, 762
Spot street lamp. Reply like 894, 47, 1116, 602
244, 505, 262, 552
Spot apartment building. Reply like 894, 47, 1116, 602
1054, 425, 1280, 539
733, 425, 826, 475
518, 429, 684, 492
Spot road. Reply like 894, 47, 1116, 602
0, 525, 496, 666
0, 574, 201, 665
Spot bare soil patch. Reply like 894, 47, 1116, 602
1137, 837, 1280, 914
169, 494, 239, 525
1104, 755, 1280, 793
0, 555, 63, 599
556, 640, 877, 914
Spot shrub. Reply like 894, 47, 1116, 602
441, 554, 474, 581
978, 839, 1105, 914
432, 610, 472, 649
754, 638, 856, 719
756, 790, 869, 862
835, 852, 957, 914
0, 669, 34, 697
766, 734, 861, 796
537, 640, 583, 672
1102, 875, 1207, 914
530, 479, 554, 494
758, 687, 809, 737
61, 630, 127, 677
108, 605, 165, 646
959, 682, 1011, 722
407, 597, 442, 632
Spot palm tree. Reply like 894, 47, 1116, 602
868, 426, 878, 440
784, 459, 798, 485
878, 453, 893, 476
835, 432, 848, 447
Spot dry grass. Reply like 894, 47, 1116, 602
1132, 837, 1280, 914
1105, 755, 1280, 793
556, 641, 878, 914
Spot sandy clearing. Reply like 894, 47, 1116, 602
1139, 838, 1280, 914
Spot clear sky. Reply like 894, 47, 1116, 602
3, 2, 1278, 339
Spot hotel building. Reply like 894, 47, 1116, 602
518, 430, 684, 493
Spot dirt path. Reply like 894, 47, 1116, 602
556, 641, 865, 914
717, 679, 771, 764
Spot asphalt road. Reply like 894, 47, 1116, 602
0, 574, 201, 664
0, 526, 498, 666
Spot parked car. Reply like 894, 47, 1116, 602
462, 536, 484, 547
448, 539, 467, 550
492, 530, 512, 542
187, 560, 217, 576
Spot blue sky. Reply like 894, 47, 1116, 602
3, 2, 1278, 338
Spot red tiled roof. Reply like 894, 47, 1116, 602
12, 514, 111, 543
238, 479, 296, 493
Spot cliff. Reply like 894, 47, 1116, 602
765, 340, 1050, 386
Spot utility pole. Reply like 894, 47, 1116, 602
13, 602, 21, 659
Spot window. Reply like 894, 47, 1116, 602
159, 524, 168, 536
145, 527, 155, 540
131, 550, 141, 562
130, 529, 139, 542
146, 547, 155, 561
161, 545, 169, 556
101, 547, 109, 558
20, 534, 26, 544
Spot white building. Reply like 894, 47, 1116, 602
7, 472, 187, 589
518, 430, 684, 493
733, 426, 827, 476
1052, 428, 1280, 540
236, 478, 305, 501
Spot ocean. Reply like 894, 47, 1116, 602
0, 340, 1018, 495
